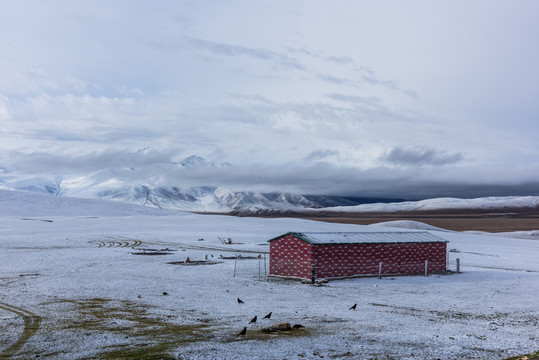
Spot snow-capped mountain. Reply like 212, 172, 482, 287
178, 155, 232, 169
0, 152, 342, 211
66, 183, 323, 212
0, 174, 62, 195
2, 149, 538, 213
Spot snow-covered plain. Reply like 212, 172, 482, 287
323, 196, 539, 212
1, 190, 538, 359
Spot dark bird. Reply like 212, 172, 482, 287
293, 324, 305, 330
263, 312, 272, 319
349, 303, 357, 310
237, 327, 247, 336
249, 315, 257, 323
237, 298, 244, 304
163, 292, 168, 296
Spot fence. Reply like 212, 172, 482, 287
447, 258, 461, 273
269, 258, 449, 280
227, 253, 269, 281
228, 254, 461, 281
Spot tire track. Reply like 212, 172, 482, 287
92, 235, 268, 254
0, 302, 41, 359
89, 236, 143, 248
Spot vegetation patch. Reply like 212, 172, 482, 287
0, 302, 41, 359
49, 298, 213, 359
505, 350, 539, 360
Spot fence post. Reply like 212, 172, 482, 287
456, 258, 460, 274
311, 265, 316, 284
233, 255, 237, 277
378, 262, 382, 279
258, 256, 261, 281
425, 260, 428, 277
264, 253, 267, 279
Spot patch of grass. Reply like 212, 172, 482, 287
100, 347, 177, 359
38, 298, 314, 357
50, 298, 212, 359
504, 350, 539, 360
98, 338, 190, 359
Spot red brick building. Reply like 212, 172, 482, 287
268, 231, 448, 280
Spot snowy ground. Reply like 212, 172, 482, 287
321, 196, 539, 212
0, 190, 538, 359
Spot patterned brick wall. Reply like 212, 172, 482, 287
269, 235, 312, 279
269, 236, 447, 280
311, 242, 447, 279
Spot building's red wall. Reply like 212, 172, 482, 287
269, 237, 447, 280
269, 235, 312, 279
311, 242, 447, 278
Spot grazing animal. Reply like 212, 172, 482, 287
293, 324, 304, 329
249, 315, 257, 323
263, 312, 272, 319
237, 327, 247, 336
349, 303, 357, 310
237, 298, 244, 304
163, 292, 168, 296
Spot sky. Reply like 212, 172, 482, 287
1, 0, 539, 199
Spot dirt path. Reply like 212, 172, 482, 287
0, 302, 41, 359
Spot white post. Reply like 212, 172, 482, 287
378, 262, 382, 279
258, 256, 261, 281
264, 253, 267, 279
425, 260, 428, 277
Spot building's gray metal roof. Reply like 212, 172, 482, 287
268, 231, 447, 245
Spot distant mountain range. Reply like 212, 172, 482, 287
0, 150, 403, 212
2, 150, 538, 213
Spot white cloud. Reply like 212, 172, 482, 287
0, 1, 538, 197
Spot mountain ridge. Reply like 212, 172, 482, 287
1, 151, 538, 213
0, 153, 387, 211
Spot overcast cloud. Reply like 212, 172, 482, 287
1, 0, 539, 199
381, 146, 463, 166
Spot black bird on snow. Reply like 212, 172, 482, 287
163, 292, 169, 296
349, 303, 357, 310
237, 327, 247, 336
293, 324, 304, 329
237, 298, 244, 304
263, 312, 272, 319
249, 315, 257, 323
